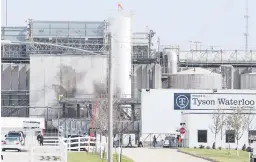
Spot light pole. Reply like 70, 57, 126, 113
108, 33, 113, 162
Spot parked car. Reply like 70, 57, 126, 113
163, 136, 177, 148
2, 137, 23, 152
5, 131, 25, 145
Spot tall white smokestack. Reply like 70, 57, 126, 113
109, 12, 132, 98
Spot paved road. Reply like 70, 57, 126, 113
1, 146, 61, 162
122, 148, 208, 162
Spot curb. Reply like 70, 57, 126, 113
177, 149, 220, 162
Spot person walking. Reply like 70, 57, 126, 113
37, 133, 41, 145
37, 133, 44, 146
153, 135, 157, 148
127, 135, 132, 147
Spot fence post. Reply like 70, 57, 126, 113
88, 136, 91, 152
78, 137, 81, 152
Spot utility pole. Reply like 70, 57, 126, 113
107, 33, 113, 162
244, 0, 249, 52
194, 41, 202, 51
5, 0, 8, 26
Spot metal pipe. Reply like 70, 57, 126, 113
108, 33, 113, 162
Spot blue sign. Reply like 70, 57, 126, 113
174, 93, 191, 110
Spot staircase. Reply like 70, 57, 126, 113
43, 129, 61, 146
1, 96, 29, 117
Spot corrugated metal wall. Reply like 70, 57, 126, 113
132, 64, 162, 99
1, 64, 29, 117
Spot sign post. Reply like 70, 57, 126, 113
179, 127, 186, 148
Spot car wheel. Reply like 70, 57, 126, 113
2, 149, 5, 152
18, 149, 21, 152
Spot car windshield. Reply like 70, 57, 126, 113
8, 133, 20, 137
6, 137, 19, 141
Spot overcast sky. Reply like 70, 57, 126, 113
1, 0, 256, 50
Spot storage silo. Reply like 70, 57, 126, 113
168, 67, 222, 89
132, 64, 162, 99
109, 12, 132, 97
220, 65, 240, 89
161, 51, 178, 74
240, 73, 256, 89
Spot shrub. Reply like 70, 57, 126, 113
242, 144, 246, 151
194, 146, 197, 149
199, 145, 205, 149
218, 146, 222, 150
212, 142, 216, 149
206, 146, 211, 149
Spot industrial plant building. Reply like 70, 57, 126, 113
1, 12, 256, 148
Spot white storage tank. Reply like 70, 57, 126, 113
109, 12, 132, 97
168, 67, 222, 89
240, 73, 256, 89
220, 65, 240, 89
132, 64, 162, 99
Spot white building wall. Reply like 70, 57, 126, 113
183, 113, 256, 149
141, 89, 256, 148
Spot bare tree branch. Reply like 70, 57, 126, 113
226, 107, 248, 156
209, 105, 226, 147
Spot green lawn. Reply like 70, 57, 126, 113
180, 148, 250, 162
68, 152, 134, 162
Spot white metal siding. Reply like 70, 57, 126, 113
241, 73, 256, 89
169, 74, 222, 89
132, 64, 162, 99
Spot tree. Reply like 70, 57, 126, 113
226, 107, 248, 156
245, 108, 255, 146
209, 106, 226, 148
92, 82, 122, 136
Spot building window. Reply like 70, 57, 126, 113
226, 130, 235, 143
198, 130, 207, 143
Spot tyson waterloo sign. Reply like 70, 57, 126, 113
174, 93, 256, 110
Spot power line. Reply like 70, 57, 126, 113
244, 0, 249, 52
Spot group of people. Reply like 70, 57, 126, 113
126, 135, 157, 148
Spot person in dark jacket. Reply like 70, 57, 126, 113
37, 133, 44, 146
39, 134, 44, 146
37, 133, 41, 144
127, 135, 132, 147
153, 135, 157, 147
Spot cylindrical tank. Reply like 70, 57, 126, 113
168, 68, 222, 89
109, 12, 132, 98
241, 73, 256, 89
167, 51, 178, 74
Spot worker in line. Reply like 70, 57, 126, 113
127, 135, 132, 147
37, 133, 44, 146
138, 138, 143, 147
153, 135, 157, 148
37, 133, 41, 145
